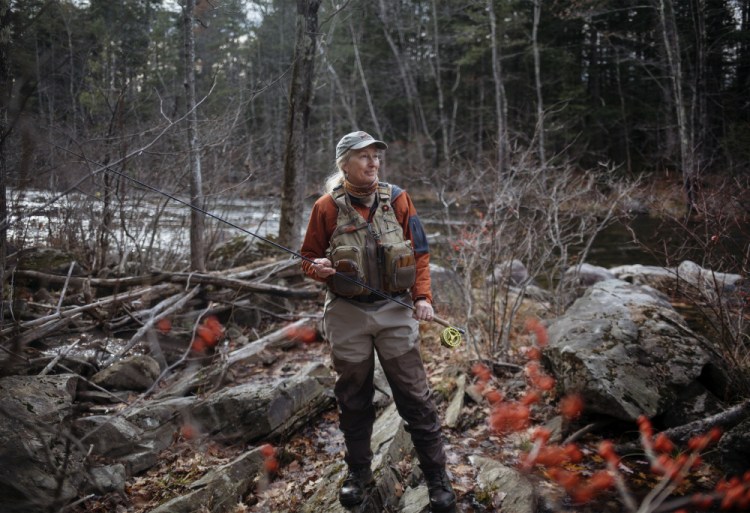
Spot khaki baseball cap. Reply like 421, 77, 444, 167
335, 131, 387, 159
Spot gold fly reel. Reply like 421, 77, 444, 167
439, 326, 463, 349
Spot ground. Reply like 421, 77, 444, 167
70, 318, 726, 513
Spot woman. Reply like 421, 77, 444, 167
300, 131, 456, 512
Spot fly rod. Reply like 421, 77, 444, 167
104, 168, 465, 347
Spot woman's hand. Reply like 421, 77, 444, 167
312, 258, 336, 279
413, 298, 434, 321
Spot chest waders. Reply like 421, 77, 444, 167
326, 183, 416, 298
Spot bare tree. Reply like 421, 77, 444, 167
278, 0, 321, 250
349, 19, 382, 139
658, 0, 697, 217
487, 0, 507, 175
0, 0, 8, 327
376, 0, 435, 167
429, 0, 451, 166
183, 0, 206, 271
531, 0, 545, 166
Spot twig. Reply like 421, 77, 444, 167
0, 283, 178, 336
104, 285, 202, 366
562, 420, 610, 445
57, 262, 77, 314
38, 339, 82, 376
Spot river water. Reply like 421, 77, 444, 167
7, 188, 747, 274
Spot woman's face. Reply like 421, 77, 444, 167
342, 145, 382, 187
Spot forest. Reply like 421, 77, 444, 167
1, 0, 750, 512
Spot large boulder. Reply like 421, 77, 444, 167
610, 260, 744, 304
545, 279, 716, 422
0, 357, 336, 511
0, 374, 82, 512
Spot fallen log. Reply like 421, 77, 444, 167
168, 271, 318, 299
616, 399, 750, 454
0, 283, 181, 338
11, 269, 168, 289
14, 313, 84, 347
225, 257, 301, 281
227, 317, 319, 367
153, 317, 321, 399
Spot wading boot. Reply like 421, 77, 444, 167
424, 467, 456, 513
339, 466, 374, 507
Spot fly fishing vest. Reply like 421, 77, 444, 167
326, 183, 417, 298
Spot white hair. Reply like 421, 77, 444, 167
324, 150, 351, 193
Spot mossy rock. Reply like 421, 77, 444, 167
14, 247, 86, 275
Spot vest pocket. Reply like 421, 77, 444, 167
382, 241, 416, 292
328, 246, 367, 296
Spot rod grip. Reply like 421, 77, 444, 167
432, 315, 466, 334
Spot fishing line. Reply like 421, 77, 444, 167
104, 168, 465, 342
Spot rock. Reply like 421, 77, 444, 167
658, 381, 725, 427
545, 279, 714, 421
610, 260, 744, 304
92, 355, 161, 392
561, 263, 616, 303
489, 259, 532, 287
565, 263, 616, 286
147, 446, 266, 513
1, 358, 335, 510
676, 260, 743, 290
445, 374, 466, 428
0, 374, 81, 512
470, 455, 537, 513
191, 362, 334, 442
301, 403, 418, 513
87, 464, 127, 494
13, 247, 87, 276
72, 415, 143, 457
715, 417, 750, 477
610, 263, 678, 293
487, 260, 554, 305
398, 485, 430, 513
465, 383, 485, 404
430, 263, 468, 318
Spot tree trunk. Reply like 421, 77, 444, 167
183, 0, 206, 271
532, 0, 545, 166
0, 0, 11, 329
487, 0, 507, 175
377, 0, 435, 166
278, 0, 321, 250
658, 0, 697, 216
349, 20, 382, 140
430, 0, 451, 167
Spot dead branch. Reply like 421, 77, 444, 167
11, 269, 168, 289
167, 271, 318, 299
0, 283, 180, 337
617, 399, 750, 454
105, 285, 203, 366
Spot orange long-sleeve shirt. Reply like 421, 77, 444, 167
300, 186, 432, 304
